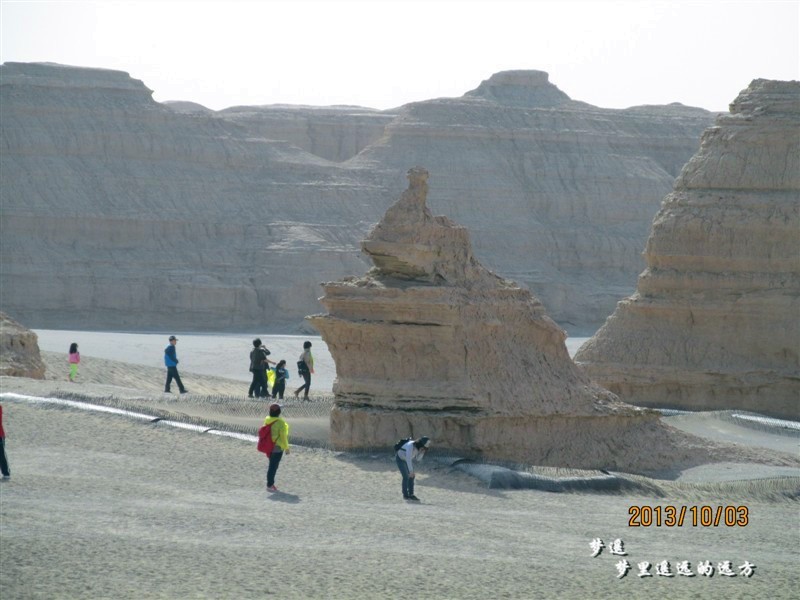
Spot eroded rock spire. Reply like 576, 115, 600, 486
309, 169, 711, 472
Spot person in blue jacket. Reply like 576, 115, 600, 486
164, 335, 187, 394
271, 360, 289, 399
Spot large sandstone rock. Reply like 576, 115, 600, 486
0, 312, 46, 379
0, 63, 714, 332
575, 79, 800, 420
310, 168, 694, 472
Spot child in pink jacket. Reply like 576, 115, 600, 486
68, 342, 80, 382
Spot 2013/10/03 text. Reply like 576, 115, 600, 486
628, 505, 749, 527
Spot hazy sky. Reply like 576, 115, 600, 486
1, 0, 797, 112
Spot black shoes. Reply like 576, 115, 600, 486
179, 390, 188, 394
406, 495, 421, 502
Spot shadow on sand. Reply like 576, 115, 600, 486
268, 491, 301, 504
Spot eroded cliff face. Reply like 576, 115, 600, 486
350, 71, 715, 330
309, 168, 703, 472
0, 62, 376, 330
1, 63, 713, 332
0, 312, 46, 379
211, 105, 394, 163
575, 79, 800, 419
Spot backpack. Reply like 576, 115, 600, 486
394, 437, 412, 452
257, 423, 275, 456
251, 347, 268, 371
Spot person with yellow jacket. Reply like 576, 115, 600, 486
264, 403, 290, 492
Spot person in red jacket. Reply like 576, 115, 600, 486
0, 404, 10, 480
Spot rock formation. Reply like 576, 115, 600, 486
310, 168, 692, 471
0, 312, 46, 379
349, 70, 715, 331
0, 63, 714, 332
575, 79, 800, 420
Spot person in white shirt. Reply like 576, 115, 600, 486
293, 341, 314, 399
395, 436, 431, 501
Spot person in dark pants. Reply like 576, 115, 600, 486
293, 340, 314, 399
264, 403, 290, 492
164, 335, 187, 394
248, 338, 274, 398
396, 437, 430, 501
0, 404, 11, 480
271, 360, 288, 399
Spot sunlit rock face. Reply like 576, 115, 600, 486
0, 63, 713, 333
310, 168, 698, 472
0, 312, 46, 379
575, 79, 800, 420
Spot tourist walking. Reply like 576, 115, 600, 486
293, 340, 314, 399
68, 342, 80, 382
0, 404, 10, 480
272, 360, 289, 399
164, 335, 187, 394
264, 403, 290, 491
248, 338, 274, 398
395, 436, 431, 501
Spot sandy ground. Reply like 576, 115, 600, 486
1, 334, 799, 599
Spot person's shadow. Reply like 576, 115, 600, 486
268, 491, 301, 504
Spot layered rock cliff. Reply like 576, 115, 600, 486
310, 168, 702, 471
0, 62, 375, 331
0, 312, 46, 379
575, 79, 800, 419
211, 104, 394, 163
349, 71, 715, 330
0, 63, 714, 332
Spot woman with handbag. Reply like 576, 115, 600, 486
293, 340, 314, 399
